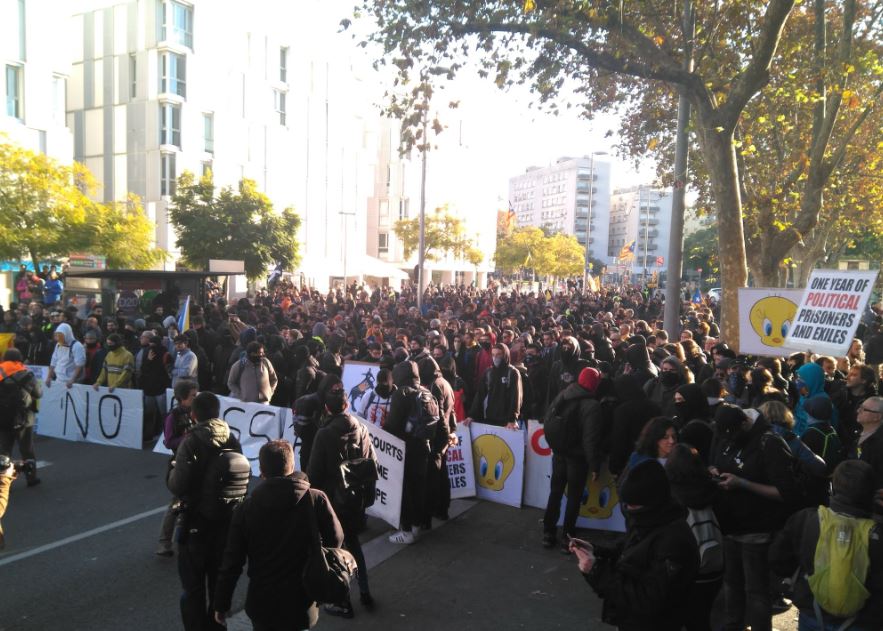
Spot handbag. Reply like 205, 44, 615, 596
301, 490, 358, 604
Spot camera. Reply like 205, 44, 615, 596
0, 454, 26, 473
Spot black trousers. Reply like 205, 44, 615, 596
424, 449, 451, 524
177, 522, 229, 631
543, 453, 589, 537
0, 425, 37, 480
401, 439, 430, 531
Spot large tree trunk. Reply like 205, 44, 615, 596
693, 106, 749, 349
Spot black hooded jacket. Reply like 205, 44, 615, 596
546, 335, 594, 404
468, 344, 522, 427
609, 375, 662, 475
418, 357, 457, 451
623, 343, 659, 389
213, 472, 344, 628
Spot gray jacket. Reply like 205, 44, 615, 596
227, 357, 278, 403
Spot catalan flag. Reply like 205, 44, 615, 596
177, 295, 191, 333
618, 240, 636, 260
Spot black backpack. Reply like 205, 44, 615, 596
543, 395, 587, 453
334, 424, 378, 511
0, 369, 31, 431
405, 386, 441, 440
197, 447, 251, 521
804, 423, 845, 475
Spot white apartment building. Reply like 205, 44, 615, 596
1, 0, 73, 160
608, 186, 673, 275
67, 0, 377, 287
508, 155, 611, 262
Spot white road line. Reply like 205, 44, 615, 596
0, 505, 168, 567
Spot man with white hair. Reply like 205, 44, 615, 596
856, 395, 883, 521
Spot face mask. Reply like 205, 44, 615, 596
674, 401, 690, 420
560, 346, 576, 360
106, 343, 119, 351
660, 371, 679, 387
249, 354, 262, 364
525, 354, 538, 365
86, 342, 98, 349
480, 341, 491, 350
492, 357, 503, 368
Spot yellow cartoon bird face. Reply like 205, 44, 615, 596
749, 296, 798, 347
473, 434, 515, 491
579, 469, 619, 520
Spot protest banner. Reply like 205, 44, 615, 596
448, 423, 476, 499
37, 384, 143, 449
737, 288, 804, 357
784, 269, 878, 357
154, 394, 293, 476
470, 422, 524, 508
354, 413, 404, 529
341, 361, 380, 414
523, 421, 625, 533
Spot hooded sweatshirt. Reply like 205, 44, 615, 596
609, 374, 662, 475
468, 344, 522, 426
624, 343, 659, 388
546, 335, 594, 404
793, 362, 836, 436
49, 322, 86, 383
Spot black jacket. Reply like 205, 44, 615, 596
609, 375, 662, 475
545, 383, 606, 474
213, 473, 344, 628
468, 345, 522, 426
307, 412, 377, 520
858, 425, 883, 519
770, 499, 883, 628
711, 418, 801, 535
585, 501, 699, 631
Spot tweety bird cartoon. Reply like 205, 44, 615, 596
749, 296, 797, 347
579, 469, 619, 519
473, 434, 515, 491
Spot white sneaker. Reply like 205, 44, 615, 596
388, 530, 416, 545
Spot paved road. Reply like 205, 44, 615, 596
0, 435, 798, 630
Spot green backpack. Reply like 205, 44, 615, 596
806, 506, 875, 619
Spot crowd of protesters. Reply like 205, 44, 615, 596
3, 275, 883, 630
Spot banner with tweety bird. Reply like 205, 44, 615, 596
737, 288, 804, 357
471, 422, 525, 508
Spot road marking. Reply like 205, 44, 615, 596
0, 505, 168, 567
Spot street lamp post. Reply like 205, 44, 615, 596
582, 151, 607, 293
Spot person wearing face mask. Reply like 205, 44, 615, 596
546, 335, 593, 405
472, 333, 494, 392
92, 333, 134, 392
358, 368, 397, 427
645, 357, 689, 417
465, 343, 522, 429
572, 459, 699, 631
522, 343, 550, 419
171, 334, 199, 388
227, 342, 278, 404
674, 383, 714, 465
793, 362, 836, 437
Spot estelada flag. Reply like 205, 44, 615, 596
618, 240, 636, 260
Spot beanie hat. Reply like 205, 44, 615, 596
803, 394, 833, 422
578, 367, 602, 394
714, 402, 748, 435
620, 460, 670, 507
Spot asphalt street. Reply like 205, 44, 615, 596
0, 435, 798, 631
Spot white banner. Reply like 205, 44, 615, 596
448, 423, 476, 499
470, 422, 525, 508
524, 421, 625, 533
37, 384, 143, 449
354, 413, 404, 529
341, 361, 381, 413
785, 269, 878, 357
154, 394, 293, 476
737, 288, 804, 357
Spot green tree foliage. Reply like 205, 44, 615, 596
169, 171, 301, 280
494, 226, 545, 274
393, 205, 475, 261
348, 0, 810, 344
0, 140, 163, 269
536, 233, 585, 278
683, 226, 719, 284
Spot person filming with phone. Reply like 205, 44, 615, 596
570, 459, 699, 630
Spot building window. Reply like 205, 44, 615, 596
16, 0, 26, 61
159, 51, 186, 97
203, 113, 213, 153
158, 1, 193, 49
201, 161, 212, 177
160, 152, 176, 196
280, 47, 288, 83
159, 102, 181, 147
129, 54, 137, 98
52, 75, 66, 124
379, 200, 389, 220
273, 89, 286, 125
5, 65, 23, 120
398, 198, 409, 220
378, 232, 389, 253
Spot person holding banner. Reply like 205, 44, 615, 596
465, 343, 522, 429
